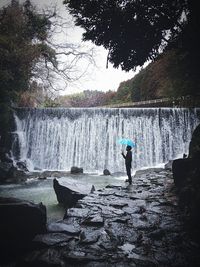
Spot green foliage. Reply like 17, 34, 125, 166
64, 0, 198, 71
52, 46, 200, 108
106, 48, 200, 104
0, 0, 56, 105
55, 90, 115, 107
43, 97, 60, 108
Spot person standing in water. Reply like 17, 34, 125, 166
121, 145, 132, 185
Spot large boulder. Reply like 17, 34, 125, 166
0, 197, 47, 241
172, 123, 200, 240
103, 169, 111, 175
189, 123, 200, 158
70, 166, 83, 174
53, 178, 95, 208
172, 158, 196, 187
0, 197, 47, 261
164, 160, 173, 170
53, 179, 86, 208
173, 123, 200, 187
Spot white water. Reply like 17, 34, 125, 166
12, 108, 200, 172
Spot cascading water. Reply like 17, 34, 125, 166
12, 108, 200, 172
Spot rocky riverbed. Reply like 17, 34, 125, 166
11, 167, 200, 267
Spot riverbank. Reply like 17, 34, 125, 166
0, 171, 127, 222
1, 167, 200, 266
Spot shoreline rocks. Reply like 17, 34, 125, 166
103, 169, 111, 175
53, 178, 88, 208
172, 123, 200, 240
70, 166, 83, 174
0, 197, 47, 262
13, 168, 200, 267
0, 160, 28, 184
53, 178, 96, 208
0, 167, 200, 266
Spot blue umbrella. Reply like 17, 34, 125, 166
118, 138, 136, 147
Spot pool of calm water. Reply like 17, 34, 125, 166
0, 172, 127, 222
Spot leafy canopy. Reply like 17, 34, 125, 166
0, 0, 56, 103
64, 0, 198, 71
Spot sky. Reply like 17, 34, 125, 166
0, 0, 142, 95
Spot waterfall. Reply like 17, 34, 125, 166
13, 108, 200, 172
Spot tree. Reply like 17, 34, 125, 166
0, 0, 95, 104
0, 0, 55, 103
0, 0, 94, 161
64, 0, 199, 71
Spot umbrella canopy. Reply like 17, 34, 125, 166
118, 138, 135, 147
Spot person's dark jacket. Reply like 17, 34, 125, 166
122, 151, 132, 168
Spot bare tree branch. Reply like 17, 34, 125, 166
32, 3, 96, 95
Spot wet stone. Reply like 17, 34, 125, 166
79, 229, 101, 244
65, 207, 90, 218
82, 214, 104, 227
63, 252, 105, 265
114, 191, 128, 198
99, 205, 125, 217
11, 167, 200, 266
47, 222, 81, 236
123, 206, 141, 214
20, 248, 64, 267
106, 222, 139, 243
99, 192, 114, 197
33, 233, 71, 246
112, 216, 129, 223
109, 201, 128, 209
129, 215, 152, 230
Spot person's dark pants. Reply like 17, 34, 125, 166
126, 165, 132, 184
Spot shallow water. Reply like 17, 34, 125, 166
0, 173, 126, 222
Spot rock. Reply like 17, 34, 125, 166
53, 178, 86, 208
33, 233, 71, 246
172, 158, 195, 186
0, 160, 29, 184
38, 170, 61, 179
0, 161, 13, 172
63, 252, 102, 265
103, 169, 111, 175
0, 197, 46, 241
47, 222, 80, 236
70, 166, 83, 174
164, 160, 173, 170
64, 207, 90, 219
38, 173, 47, 180
172, 124, 200, 240
4, 167, 200, 266
0, 161, 13, 183
0, 197, 47, 261
0, 153, 13, 163
80, 229, 101, 244
82, 214, 104, 227
90, 185, 96, 193
7, 166, 27, 183
17, 248, 64, 267
16, 161, 29, 172
189, 123, 200, 158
